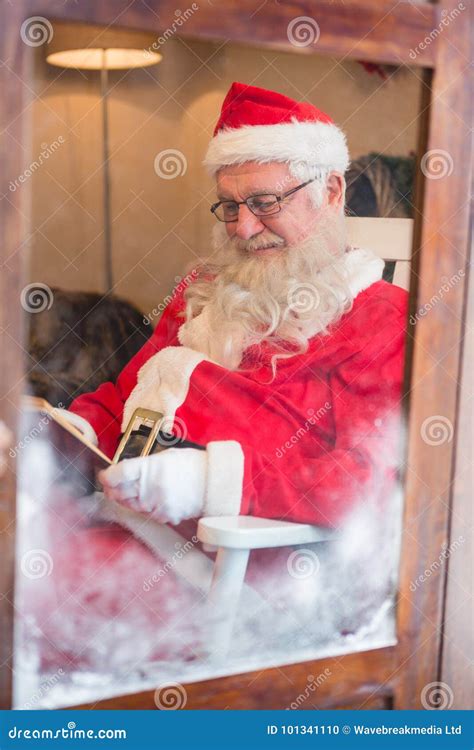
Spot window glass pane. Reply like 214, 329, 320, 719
13, 31, 422, 708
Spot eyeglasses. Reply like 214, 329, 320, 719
210, 178, 316, 222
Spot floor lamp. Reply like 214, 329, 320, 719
46, 21, 162, 293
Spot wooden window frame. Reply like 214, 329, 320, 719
0, 0, 471, 710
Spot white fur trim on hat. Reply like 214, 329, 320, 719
204, 440, 244, 516
203, 118, 350, 176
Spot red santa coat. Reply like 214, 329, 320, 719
70, 248, 408, 528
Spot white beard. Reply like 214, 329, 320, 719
179, 209, 353, 372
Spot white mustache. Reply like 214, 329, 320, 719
182, 213, 350, 372
234, 231, 286, 253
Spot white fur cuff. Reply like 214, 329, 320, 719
204, 440, 244, 516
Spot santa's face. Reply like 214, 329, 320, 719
181, 164, 350, 371
216, 161, 345, 256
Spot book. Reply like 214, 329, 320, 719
20, 396, 111, 494
19, 398, 204, 494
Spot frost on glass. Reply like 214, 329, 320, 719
14, 408, 401, 710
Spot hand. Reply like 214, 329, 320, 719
98, 448, 207, 525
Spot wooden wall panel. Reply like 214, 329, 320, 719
0, 0, 30, 711
440, 221, 473, 708
74, 648, 396, 710
26, 0, 437, 66
394, 0, 472, 710
1, 0, 471, 711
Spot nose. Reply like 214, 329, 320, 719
231, 204, 265, 240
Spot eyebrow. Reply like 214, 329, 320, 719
217, 188, 279, 201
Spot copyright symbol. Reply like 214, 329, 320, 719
342, 725, 351, 734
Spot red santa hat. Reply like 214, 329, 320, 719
203, 81, 350, 176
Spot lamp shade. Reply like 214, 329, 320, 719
45, 20, 162, 69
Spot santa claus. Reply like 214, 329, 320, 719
66, 81, 407, 529
16, 82, 410, 683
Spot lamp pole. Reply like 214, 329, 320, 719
45, 27, 162, 293
100, 49, 113, 293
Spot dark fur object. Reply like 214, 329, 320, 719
26, 289, 152, 408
